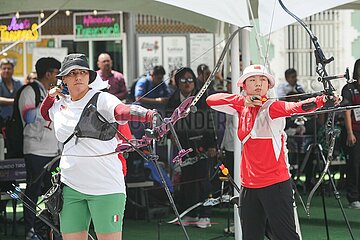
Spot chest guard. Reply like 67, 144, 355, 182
64, 92, 118, 145
242, 99, 285, 160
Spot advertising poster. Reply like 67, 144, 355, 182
137, 36, 162, 76
189, 33, 214, 72
163, 36, 187, 76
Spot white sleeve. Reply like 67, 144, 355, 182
97, 92, 122, 122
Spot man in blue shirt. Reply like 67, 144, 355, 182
132, 65, 169, 139
134, 65, 170, 111
0, 58, 22, 121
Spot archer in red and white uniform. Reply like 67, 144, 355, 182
206, 64, 341, 240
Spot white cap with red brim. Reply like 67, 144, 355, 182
237, 64, 275, 89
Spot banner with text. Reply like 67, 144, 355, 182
0, 15, 40, 43
74, 11, 122, 40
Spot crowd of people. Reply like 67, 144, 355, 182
0, 52, 359, 240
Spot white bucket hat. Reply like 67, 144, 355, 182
89, 73, 109, 90
237, 64, 275, 89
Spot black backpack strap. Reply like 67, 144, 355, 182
30, 82, 42, 107
63, 92, 101, 145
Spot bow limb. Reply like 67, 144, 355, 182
188, 26, 251, 109
278, 0, 337, 214
167, 197, 223, 224
167, 202, 204, 224
305, 131, 336, 215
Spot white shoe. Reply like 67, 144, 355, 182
180, 216, 199, 226
349, 201, 360, 209
196, 217, 211, 228
26, 230, 42, 240
224, 224, 235, 234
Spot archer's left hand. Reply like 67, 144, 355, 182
323, 94, 342, 106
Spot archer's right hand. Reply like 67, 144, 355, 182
245, 95, 263, 107
49, 86, 66, 99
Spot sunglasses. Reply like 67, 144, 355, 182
179, 78, 194, 84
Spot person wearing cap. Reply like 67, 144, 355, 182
0, 58, 23, 121
40, 53, 157, 240
206, 64, 341, 240
18, 57, 62, 240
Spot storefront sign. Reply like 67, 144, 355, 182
74, 12, 122, 40
0, 15, 40, 43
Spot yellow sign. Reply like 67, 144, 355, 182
0, 16, 40, 43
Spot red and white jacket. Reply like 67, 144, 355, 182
206, 93, 325, 188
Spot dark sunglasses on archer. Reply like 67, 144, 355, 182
179, 78, 194, 84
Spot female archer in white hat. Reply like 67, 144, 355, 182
40, 53, 156, 240
206, 64, 341, 240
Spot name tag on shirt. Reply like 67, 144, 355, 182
353, 108, 360, 122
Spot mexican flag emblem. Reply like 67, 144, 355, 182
113, 214, 119, 222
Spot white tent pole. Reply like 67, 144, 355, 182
241, 28, 251, 68
230, 24, 242, 240
125, 12, 137, 84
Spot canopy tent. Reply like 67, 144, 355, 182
0, 0, 248, 33
0, 0, 358, 34
257, 0, 358, 35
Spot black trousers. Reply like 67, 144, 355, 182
346, 130, 360, 203
24, 154, 58, 233
239, 179, 299, 240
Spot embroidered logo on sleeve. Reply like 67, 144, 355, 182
113, 214, 119, 222
60, 105, 67, 111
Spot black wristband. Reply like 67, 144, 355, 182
301, 102, 317, 111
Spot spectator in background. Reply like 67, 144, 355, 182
134, 65, 169, 111
167, 67, 217, 229
131, 66, 169, 139
0, 58, 22, 121
19, 57, 62, 240
221, 75, 235, 176
213, 70, 225, 92
196, 64, 211, 90
277, 68, 305, 98
341, 58, 360, 209
24, 71, 37, 85
168, 68, 178, 95
97, 53, 127, 101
